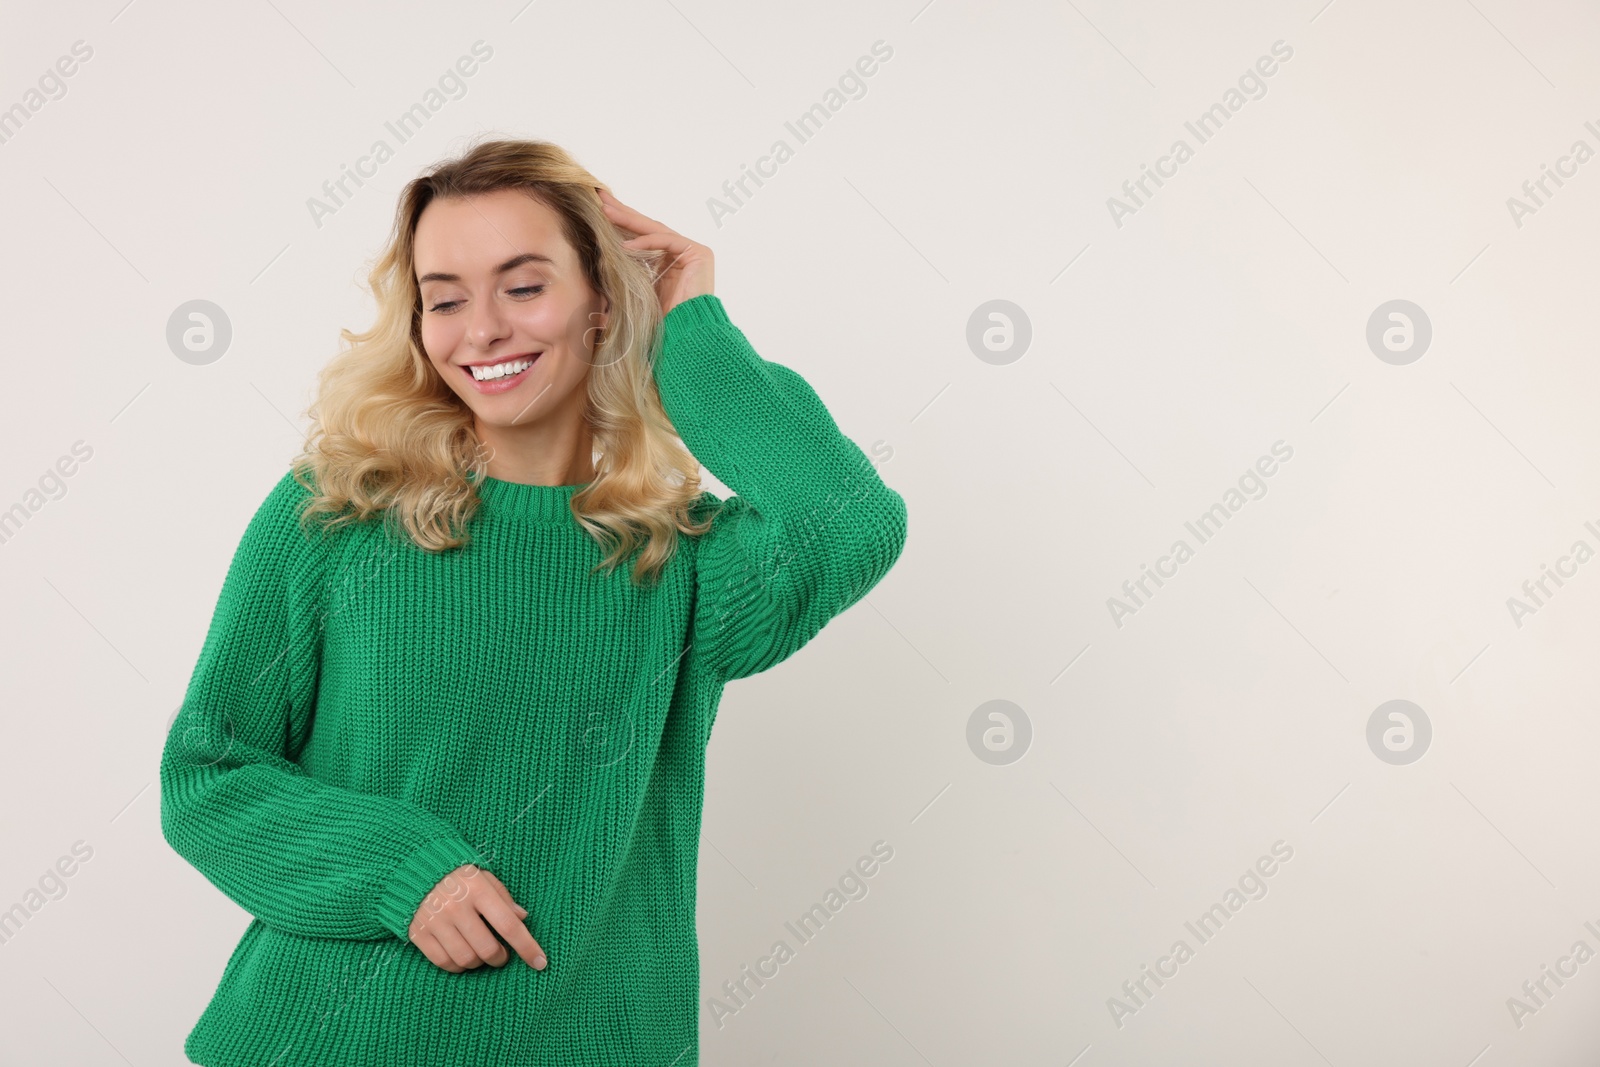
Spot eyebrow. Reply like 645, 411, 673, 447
417, 252, 555, 285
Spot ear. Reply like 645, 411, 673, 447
580, 294, 610, 352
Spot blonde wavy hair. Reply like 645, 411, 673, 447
290, 137, 715, 586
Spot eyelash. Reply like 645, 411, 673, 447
426, 285, 545, 314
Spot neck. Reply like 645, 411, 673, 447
474, 411, 597, 487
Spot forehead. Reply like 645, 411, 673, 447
413, 188, 572, 278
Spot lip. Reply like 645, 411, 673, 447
458, 352, 542, 394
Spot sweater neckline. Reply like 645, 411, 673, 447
468, 470, 588, 522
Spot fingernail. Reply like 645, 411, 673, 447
534, 954, 547, 970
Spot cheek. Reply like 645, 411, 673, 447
522, 302, 576, 346
418, 319, 455, 363
516, 299, 579, 348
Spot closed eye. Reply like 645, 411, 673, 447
426, 285, 547, 314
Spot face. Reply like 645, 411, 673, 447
414, 188, 608, 436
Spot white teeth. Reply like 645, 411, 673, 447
469, 356, 535, 381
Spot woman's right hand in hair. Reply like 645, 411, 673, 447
408, 864, 548, 973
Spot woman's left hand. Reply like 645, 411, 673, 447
596, 188, 713, 315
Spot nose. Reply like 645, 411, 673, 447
466, 295, 510, 351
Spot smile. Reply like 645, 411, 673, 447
460, 353, 542, 393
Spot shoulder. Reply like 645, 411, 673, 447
263, 466, 314, 508
252, 467, 317, 532
237, 466, 344, 567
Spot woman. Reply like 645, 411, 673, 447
160, 138, 908, 1065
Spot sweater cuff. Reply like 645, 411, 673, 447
663, 293, 731, 333
374, 835, 486, 942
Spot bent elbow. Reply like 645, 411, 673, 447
879, 486, 908, 568
860, 484, 908, 589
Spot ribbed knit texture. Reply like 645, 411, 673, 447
159, 294, 909, 1066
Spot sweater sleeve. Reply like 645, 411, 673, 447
653, 294, 909, 684
159, 470, 486, 943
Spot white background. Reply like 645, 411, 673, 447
1, 1, 1598, 1064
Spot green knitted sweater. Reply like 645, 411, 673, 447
160, 294, 908, 1066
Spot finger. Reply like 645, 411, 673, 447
594, 186, 634, 214
482, 898, 548, 970
471, 868, 522, 908
431, 921, 487, 971
474, 869, 529, 916
620, 237, 698, 283
600, 195, 672, 237
466, 870, 529, 919
475, 867, 510, 894
412, 929, 463, 973
456, 911, 512, 968
620, 232, 697, 260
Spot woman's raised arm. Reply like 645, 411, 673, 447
653, 295, 910, 684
